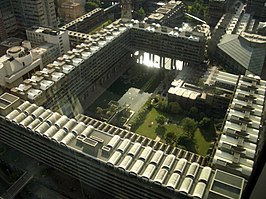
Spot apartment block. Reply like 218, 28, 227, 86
11, 0, 57, 31
213, 75, 266, 178
9, 20, 206, 115
0, 96, 246, 199
247, 0, 266, 21
0, 0, 17, 41
60, 8, 105, 33
147, 0, 184, 27
58, 1, 85, 23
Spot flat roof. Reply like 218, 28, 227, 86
209, 170, 245, 199
2, 100, 221, 198
0, 93, 20, 110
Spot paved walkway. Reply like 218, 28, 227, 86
1, 172, 33, 199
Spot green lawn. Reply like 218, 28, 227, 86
134, 108, 159, 139
194, 128, 211, 156
132, 107, 216, 156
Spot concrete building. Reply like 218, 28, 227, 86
213, 74, 266, 178
26, 26, 70, 57
0, 0, 17, 41
0, 0, 57, 41
216, 32, 266, 77
147, 1, 184, 27
0, 42, 44, 89
0, 37, 23, 57
58, 1, 85, 23
257, 22, 266, 36
1, 13, 263, 199
11, 0, 57, 31
247, 0, 266, 21
168, 79, 202, 109
208, 0, 231, 27
60, 8, 105, 34
168, 68, 239, 118
209, 1, 266, 78
10, 20, 206, 114
0, 95, 247, 199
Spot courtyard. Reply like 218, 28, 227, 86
85, 59, 217, 157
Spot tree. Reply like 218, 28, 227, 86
137, 7, 146, 20
187, 0, 208, 21
181, 117, 197, 138
157, 98, 167, 111
156, 115, 166, 126
189, 107, 198, 119
155, 125, 166, 137
85, 0, 100, 12
165, 132, 177, 145
198, 117, 211, 128
168, 102, 182, 114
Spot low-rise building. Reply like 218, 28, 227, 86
168, 68, 238, 118
60, 8, 105, 33
0, 42, 44, 89
26, 26, 70, 56
0, 37, 23, 56
216, 33, 266, 77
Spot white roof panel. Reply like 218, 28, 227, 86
118, 155, 133, 170
130, 159, 144, 175
179, 177, 193, 194
107, 135, 120, 149
198, 166, 212, 183
139, 146, 153, 161
192, 182, 206, 199
107, 151, 122, 166
161, 154, 175, 170
154, 168, 168, 185
117, 139, 131, 153
142, 164, 156, 180
128, 142, 141, 157
166, 173, 180, 190
150, 150, 164, 165
174, 158, 187, 174
186, 162, 199, 178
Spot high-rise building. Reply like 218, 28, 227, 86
58, 1, 85, 23
11, 0, 57, 31
0, 0, 57, 40
121, 0, 132, 22
247, 0, 266, 21
0, 0, 17, 41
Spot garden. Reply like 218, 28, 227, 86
129, 96, 218, 156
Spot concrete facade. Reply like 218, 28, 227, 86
26, 27, 70, 56
58, 2, 85, 23
0, 97, 247, 199
0, 43, 44, 89
213, 74, 266, 178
